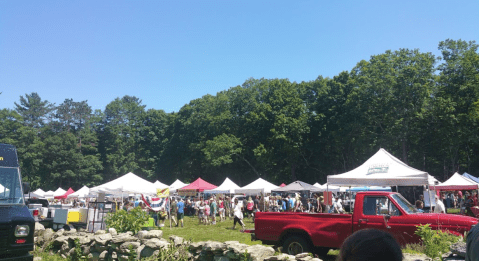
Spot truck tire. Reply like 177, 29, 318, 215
282, 235, 311, 255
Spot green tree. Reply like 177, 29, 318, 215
14, 92, 54, 128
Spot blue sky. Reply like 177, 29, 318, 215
1, 1, 478, 112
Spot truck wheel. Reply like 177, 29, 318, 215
282, 236, 311, 255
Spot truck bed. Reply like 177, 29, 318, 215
254, 212, 353, 248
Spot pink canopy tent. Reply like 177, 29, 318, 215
279, 183, 286, 187
179, 178, 217, 192
54, 187, 75, 199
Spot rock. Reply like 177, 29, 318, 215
33, 257, 42, 261
311, 258, 323, 261
67, 248, 76, 257
265, 254, 297, 260
52, 229, 64, 239
297, 256, 313, 261
214, 257, 231, 261
99, 250, 109, 260
111, 252, 118, 259
94, 230, 106, 235
144, 238, 169, 250
87, 251, 100, 261
94, 233, 112, 245
190, 241, 205, 251
126, 231, 133, 236
61, 254, 67, 259
144, 229, 163, 239
52, 236, 70, 246
34, 222, 45, 237
118, 255, 129, 261
203, 241, 226, 252
119, 241, 141, 254
245, 245, 275, 261
112, 233, 139, 244
108, 227, 118, 236
43, 228, 55, 242
169, 235, 185, 246
136, 245, 145, 259
137, 230, 148, 239
450, 242, 466, 258
64, 228, 77, 236
296, 253, 310, 258
402, 253, 431, 261
82, 245, 91, 255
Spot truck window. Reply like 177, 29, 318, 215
363, 196, 401, 216
0, 167, 24, 205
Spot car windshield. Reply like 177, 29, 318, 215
391, 193, 417, 214
0, 167, 24, 205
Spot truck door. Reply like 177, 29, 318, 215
353, 195, 408, 245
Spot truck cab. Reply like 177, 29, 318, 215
0, 144, 35, 260
254, 191, 477, 256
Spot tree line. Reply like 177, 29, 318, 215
1, 39, 478, 191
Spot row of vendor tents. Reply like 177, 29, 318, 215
27, 149, 479, 199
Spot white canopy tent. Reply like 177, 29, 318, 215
316, 183, 342, 192
67, 186, 90, 198
431, 172, 479, 191
428, 175, 441, 186
89, 172, 157, 195
235, 178, 278, 194
27, 188, 45, 198
313, 183, 321, 188
169, 179, 188, 193
53, 188, 67, 197
327, 148, 429, 187
204, 177, 241, 194
153, 180, 169, 189
43, 190, 54, 198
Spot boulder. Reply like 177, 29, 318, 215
203, 241, 225, 252
34, 222, 45, 237
94, 233, 112, 245
33, 257, 42, 261
169, 235, 185, 246
265, 254, 297, 260
137, 231, 148, 240
52, 236, 70, 246
52, 229, 64, 239
108, 227, 118, 236
214, 257, 231, 261
99, 250, 109, 260
450, 242, 466, 258
245, 244, 275, 261
64, 228, 77, 236
295, 253, 310, 258
144, 238, 169, 250
111, 252, 118, 259
119, 241, 141, 254
112, 233, 139, 244
144, 230, 163, 239
94, 230, 106, 235
43, 228, 55, 243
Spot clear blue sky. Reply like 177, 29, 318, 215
1, 1, 478, 113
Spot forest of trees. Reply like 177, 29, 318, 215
1, 39, 478, 191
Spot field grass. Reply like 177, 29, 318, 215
447, 208, 461, 214
160, 215, 262, 245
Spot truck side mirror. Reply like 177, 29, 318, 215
22, 182, 30, 194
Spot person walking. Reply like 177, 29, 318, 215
177, 198, 185, 227
218, 197, 225, 222
170, 198, 178, 226
224, 196, 231, 219
434, 195, 445, 214
232, 198, 245, 230
210, 197, 217, 225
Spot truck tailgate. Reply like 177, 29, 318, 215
255, 212, 353, 248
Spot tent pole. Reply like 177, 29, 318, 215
169, 196, 172, 228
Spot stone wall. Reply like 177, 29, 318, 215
34, 223, 323, 261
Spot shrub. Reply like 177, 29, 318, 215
414, 224, 461, 259
157, 242, 190, 261
104, 207, 149, 234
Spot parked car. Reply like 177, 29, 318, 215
252, 191, 477, 255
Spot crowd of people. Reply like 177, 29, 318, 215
413, 190, 479, 216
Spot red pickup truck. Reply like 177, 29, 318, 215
253, 192, 477, 255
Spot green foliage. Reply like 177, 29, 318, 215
104, 207, 149, 234
127, 244, 137, 261
3, 39, 479, 190
402, 243, 426, 255
414, 224, 461, 259
70, 238, 84, 261
156, 242, 190, 261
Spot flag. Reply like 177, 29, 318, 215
157, 188, 169, 198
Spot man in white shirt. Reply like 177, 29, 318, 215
333, 196, 343, 213
434, 195, 445, 214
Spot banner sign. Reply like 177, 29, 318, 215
177, 189, 197, 197
367, 164, 389, 174
156, 188, 169, 198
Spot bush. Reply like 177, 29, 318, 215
414, 224, 461, 259
104, 207, 149, 234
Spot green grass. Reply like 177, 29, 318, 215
160, 215, 262, 245
447, 208, 461, 214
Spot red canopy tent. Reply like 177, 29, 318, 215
279, 183, 286, 187
54, 187, 75, 199
179, 178, 217, 192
